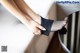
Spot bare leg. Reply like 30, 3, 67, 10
13, 0, 67, 31
13, 0, 41, 24
0, 0, 46, 35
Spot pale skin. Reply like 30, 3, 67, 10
0, 0, 46, 35
0, 0, 66, 35
13, 0, 41, 24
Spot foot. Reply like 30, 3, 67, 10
40, 16, 66, 31
51, 21, 66, 31
40, 16, 66, 35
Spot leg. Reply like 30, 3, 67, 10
0, 0, 45, 35
4, 0, 66, 35
13, 0, 41, 24
13, 0, 66, 31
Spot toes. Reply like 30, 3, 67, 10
33, 28, 41, 35
36, 23, 46, 30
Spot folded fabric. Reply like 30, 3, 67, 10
41, 16, 53, 36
